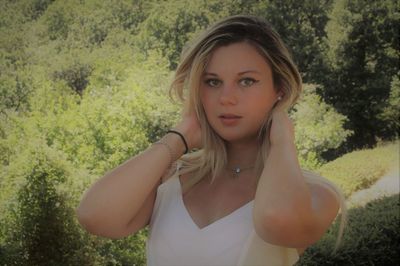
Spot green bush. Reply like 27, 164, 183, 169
97, 229, 148, 266
0, 138, 153, 265
317, 141, 399, 198
0, 140, 104, 265
52, 61, 93, 96
378, 71, 400, 137
0, 47, 177, 265
296, 194, 400, 265
291, 84, 353, 170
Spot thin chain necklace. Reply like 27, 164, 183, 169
226, 165, 255, 178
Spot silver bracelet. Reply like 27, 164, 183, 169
153, 141, 175, 167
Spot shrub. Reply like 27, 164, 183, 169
0, 140, 104, 265
291, 84, 353, 170
296, 194, 400, 265
317, 141, 399, 198
97, 229, 148, 266
378, 71, 400, 137
52, 61, 93, 96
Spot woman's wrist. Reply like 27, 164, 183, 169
162, 133, 186, 160
172, 122, 199, 150
167, 130, 188, 154
266, 139, 299, 165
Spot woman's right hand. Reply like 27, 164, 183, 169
173, 99, 202, 151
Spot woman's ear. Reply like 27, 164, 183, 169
278, 91, 285, 99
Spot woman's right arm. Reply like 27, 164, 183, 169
75, 132, 186, 239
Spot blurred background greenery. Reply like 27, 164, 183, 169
0, 0, 398, 265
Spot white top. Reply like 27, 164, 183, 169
146, 170, 300, 266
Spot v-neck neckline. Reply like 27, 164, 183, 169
175, 176, 254, 232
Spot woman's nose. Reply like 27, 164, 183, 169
219, 84, 238, 105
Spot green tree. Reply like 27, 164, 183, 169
0, 7, 32, 113
255, 0, 333, 83
290, 84, 353, 169
22, 0, 55, 21
52, 60, 93, 96
136, 0, 211, 70
322, 0, 399, 151
0, 141, 103, 265
378, 72, 400, 138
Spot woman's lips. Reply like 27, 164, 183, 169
219, 114, 242, 126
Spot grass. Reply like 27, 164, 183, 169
316, 140, 399, 198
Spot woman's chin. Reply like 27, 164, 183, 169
218, 132, 260, 145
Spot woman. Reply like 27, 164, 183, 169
77, 15, 347, 266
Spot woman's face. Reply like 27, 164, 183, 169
200, 41, 281, 143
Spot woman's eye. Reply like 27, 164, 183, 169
205, 79, 221, 87
239, 78, 258, 87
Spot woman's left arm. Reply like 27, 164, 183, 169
253, 110, 340, 248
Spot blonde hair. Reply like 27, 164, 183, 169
169, 15, 346, 251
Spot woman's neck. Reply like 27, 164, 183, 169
225, 139, 260, 168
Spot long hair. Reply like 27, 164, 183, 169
169, 15, 346, 251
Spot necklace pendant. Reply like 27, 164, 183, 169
228, 165, 255, 178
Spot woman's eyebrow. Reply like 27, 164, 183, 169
203, 72, 218, 76
203, 70, 260, 76
238, 70, 260, 75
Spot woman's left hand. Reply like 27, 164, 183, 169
269, 109, 295, 146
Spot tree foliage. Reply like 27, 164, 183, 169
378, 71, 400, 137
322, 0, 399, 151
0, 141, 103, 265
291, 85, 353, 169
257, 0, 333, 83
